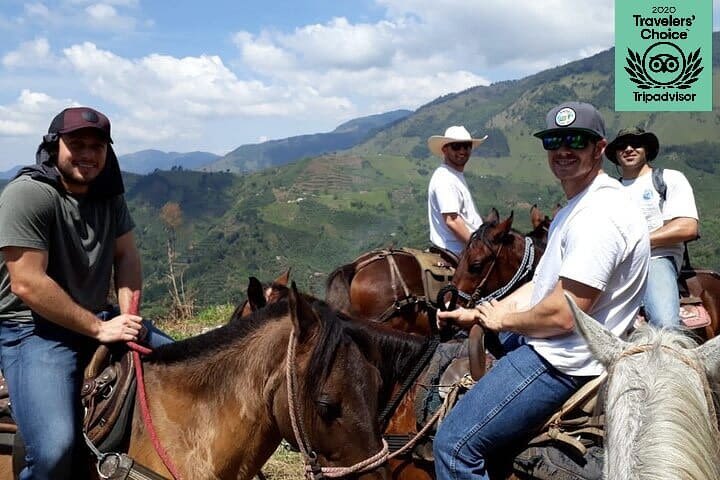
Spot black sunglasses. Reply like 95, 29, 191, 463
541, 133, 597, 151
448, 142, 473, 151
614, 141, 646, 151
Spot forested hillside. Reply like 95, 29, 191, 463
2, 34, 718, 315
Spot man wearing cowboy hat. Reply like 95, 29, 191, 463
607, 127, 699, 329
427, 126, 488, 255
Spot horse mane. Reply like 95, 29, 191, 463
608, 326, 720, 479
148, 294, 427, 411
146, 300, 290, 364
304, 299, 429, 403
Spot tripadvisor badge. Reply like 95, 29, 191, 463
615, 0, 712, 111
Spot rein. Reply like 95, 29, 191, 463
456, 236, 535, 308
285, 328, 390, 479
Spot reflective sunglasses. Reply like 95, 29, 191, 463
448, 142, 473, 151
541, 133, 596, 151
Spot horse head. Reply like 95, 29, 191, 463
273, 282, 426, 478
566, 292, 720, 480
230, 269, 292, 321
452, 211, 530, 307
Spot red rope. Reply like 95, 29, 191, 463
127, 292, 183, 479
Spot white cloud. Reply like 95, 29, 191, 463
0, 90, 73, 137
59, 42, 354, 144
2, 38, 58, 69
84, 3, 137, 29
23, 3, 51, 19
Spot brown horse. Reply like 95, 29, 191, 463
0, 284, 431, 480
449, 208, 547, 311
325, 207, 549, 337
325, 251, 444, 336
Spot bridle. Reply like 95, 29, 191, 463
452, 235, 536, 308
285, 328, 390, 479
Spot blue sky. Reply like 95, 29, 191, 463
1, 0, 718, 170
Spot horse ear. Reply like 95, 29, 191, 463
274, 268, 291, 287
288, 281, 317, 341
247, 277, 266, 309
552, 203, 562, 218
695, 334, 720, 382
565, 291, 628, 367
485, 207, 499, 224
489, 212, 514, 243
530, 204, 543, 229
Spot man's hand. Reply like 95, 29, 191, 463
95, 313, 143, 343
476, 299, 516, 332
437, 306, 480, 330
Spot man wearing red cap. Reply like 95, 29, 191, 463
0, 107, 173, 479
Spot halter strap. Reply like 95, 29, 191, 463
285, 328, 390, 479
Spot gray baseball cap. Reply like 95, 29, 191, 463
533, 102, 606, 139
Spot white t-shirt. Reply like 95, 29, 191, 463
427, 164, 483, 255
620, 169, 698, 269
528, 173, 650, 376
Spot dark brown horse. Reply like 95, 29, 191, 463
0, 284, 430, 480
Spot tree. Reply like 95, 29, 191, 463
159, 202, 193, 319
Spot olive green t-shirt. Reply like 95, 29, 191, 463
0, 176, 134, 322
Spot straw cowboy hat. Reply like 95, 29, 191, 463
427, 126, 488, 157
605, 127, 660, 164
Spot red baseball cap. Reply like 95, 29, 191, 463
48, 107, 113, 143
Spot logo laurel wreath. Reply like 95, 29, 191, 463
624, 47, 704, 90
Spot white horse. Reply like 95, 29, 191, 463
566, 293, 720, 480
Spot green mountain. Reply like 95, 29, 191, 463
2, 35, 719, 315
206, 109, 412, 173
118, 150, 221, 174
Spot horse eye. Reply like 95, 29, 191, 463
468, 261, 485, 274
316, 397, 341, 421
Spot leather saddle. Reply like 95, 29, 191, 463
0, 344, 137, 453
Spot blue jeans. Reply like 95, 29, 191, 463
0, 309, 173, 480
643, 256, 680, 329
434, 333, 590, 479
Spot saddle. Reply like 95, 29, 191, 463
81, 345, 137, 452
678, 268, 712, 329
401, 247, 455, 306
0, 344, 137, 453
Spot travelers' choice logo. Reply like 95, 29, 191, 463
615, 1, 712, 111
625, 42, 703, 90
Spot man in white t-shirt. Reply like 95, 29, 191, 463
426, 126, 487, 255
433, 102, 650, 479
606, 127, 699, 328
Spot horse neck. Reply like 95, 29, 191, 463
604, 348, 720, 480
132, 318, 293, 478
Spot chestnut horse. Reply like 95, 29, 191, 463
325, 207, 550, 337
0, 284, 430, 480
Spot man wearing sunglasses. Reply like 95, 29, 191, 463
434, 102, 649, 479
606, 127, 698, 329
427, 126, 488, 255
